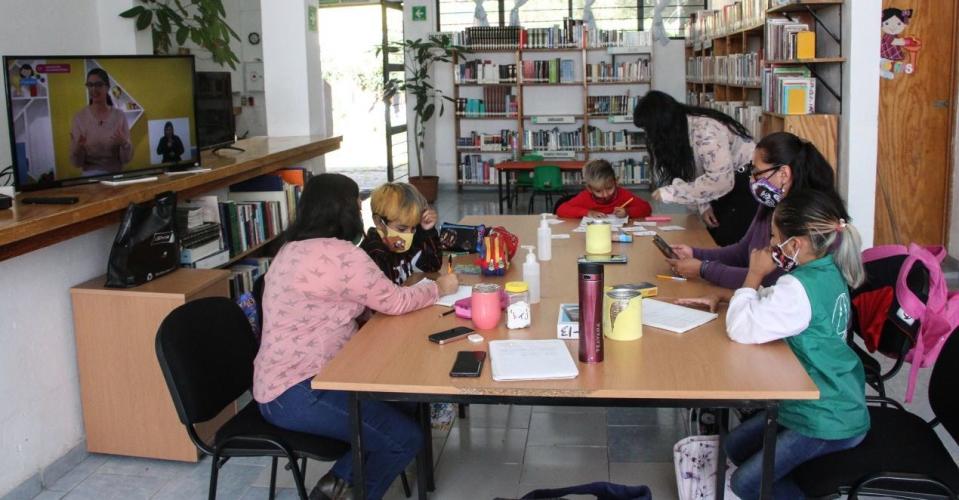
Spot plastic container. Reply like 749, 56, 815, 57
471, 283, 503, 330
521, 245, 541, 304
505, 281, 531, 329
537, 214, 552, 261
585, 220, 612, 255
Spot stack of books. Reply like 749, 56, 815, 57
586, 57, 650, 82
460, 155, 496, 184
462, 26, 523, 49
587, 94, 639, 116
524, 127, 583, 151
229, 257, 272, 299
482, 86, 516, 114
220, 169, 307, 257
176, 204, 228, 269
765, 19, 815, 60
722, 53, 761, 86
458, 130, 517, 151
456, 96, 518, 117
762, 66, 815, 114
586, 128, 646, 151
521, 59, 576, 83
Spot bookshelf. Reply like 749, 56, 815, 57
447, 24, 654, 191
684, 0, 843, 168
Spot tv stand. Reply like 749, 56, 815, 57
212, 145, 246, 155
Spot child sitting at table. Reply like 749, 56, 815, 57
555, 159, 652, 219
679, 189, 869, 500
360, 182, 443, 285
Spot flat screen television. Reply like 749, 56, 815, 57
4, 55, 200, 190
195, 71, 240, 153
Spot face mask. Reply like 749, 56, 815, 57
376, 218, 415, 253
771, 237, 800, 272
749, 177, 785, 208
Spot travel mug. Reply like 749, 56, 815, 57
471, 283, 502, 330
578, 262, 604, 363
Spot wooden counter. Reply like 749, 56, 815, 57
0, 135, 341, 262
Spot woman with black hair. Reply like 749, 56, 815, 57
69, 67, 132, 174
666, 131, 849, 289
253, 174, 459, 500
155, 121, 185, 163
633, 90, 757, 245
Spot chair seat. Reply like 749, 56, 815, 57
793, 406, 959, 497
214, 403, 349, 461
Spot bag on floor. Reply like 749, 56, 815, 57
498, 481, 651, 500
105, 191, 179, 288
673, 435, 739, 500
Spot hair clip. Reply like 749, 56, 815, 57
836, 218, 847, 232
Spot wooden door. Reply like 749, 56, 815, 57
875, 0, 958, 245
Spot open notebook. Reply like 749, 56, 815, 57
489, 339, 579, 382
642, 299, 718, 334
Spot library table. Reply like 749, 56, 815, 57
494, 160, 585, 214
312, 214, 818, 500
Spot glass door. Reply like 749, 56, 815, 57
382, 0, 408, 181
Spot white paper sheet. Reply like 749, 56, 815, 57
489, 339, 580, 381
436, 285, 473, 307
642, 299, 718, 334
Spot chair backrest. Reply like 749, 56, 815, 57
929, 325, 959, 443
520, 154, 544, 161
156, 296, 258, 426
553, 193, 576, 214
253, 274, 266, 344
533, 165, 562, 190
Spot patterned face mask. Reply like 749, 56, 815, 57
749, 177, 785, 208
771, 237, 800, 272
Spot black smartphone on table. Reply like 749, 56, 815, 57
450, 351, 486, 377
429, 326, 474, 344
576, 254, 628, 264
652, 234, 680, 259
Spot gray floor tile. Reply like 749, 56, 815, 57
607, 407, 683, 427
96, 455, 200, 480
459, 404, 532, 429
45, 455, 108, 493
608, 425, 685, 463
528, 411, 607, 447
251, 459, 330, 489
521, 446, 609, 485
40, 446, 87, 490
61, 473, 166, 500
152, 463, 263, 500
610, 462, 678, 500
29, 491, 65, 500
2, 474, 40, 500
430, 461, 523, 500
441, 426, 528, 464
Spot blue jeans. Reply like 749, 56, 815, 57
725, 411, 865, 500
258, 379, 423, 500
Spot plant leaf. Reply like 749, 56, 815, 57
119, 6, 146, 18
136, 10, 153, 31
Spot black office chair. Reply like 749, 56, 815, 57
792, 327, 959, 499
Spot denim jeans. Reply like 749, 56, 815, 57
725, 411, 865, 500
258, 379, 423, 500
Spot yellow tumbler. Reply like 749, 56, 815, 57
585, 221, 612, 255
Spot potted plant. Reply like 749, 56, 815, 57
380, 35, 469, 202
120, 0, 240, 69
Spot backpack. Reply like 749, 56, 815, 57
853, 244, 959, 402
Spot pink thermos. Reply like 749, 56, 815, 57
578, 262, 604, 363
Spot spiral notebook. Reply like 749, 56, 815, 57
489, 339, 579, 381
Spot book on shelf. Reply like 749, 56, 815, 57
702, 99, 763, 139
687, 53, 761, 86
175, 206, 204, 233
762, 65, 815, 114
460, 155, 496, 184
180, 237, 223, 265
587, 93, 640, 116
687, 0, 766, 42
436, 21, 651, 50
458, 129, 517, 152
218, 174, 305, 258
456, 60, 517, 84
610, 158, 650, 185
189, 248, 230, 269
586, 57, 650, 83
456, 95, 518, 117
521, 59, 576, 84
228, 257, 273, 299
765, 19, 814, 60
524, 127, 583, 151
586, 127, 646, 150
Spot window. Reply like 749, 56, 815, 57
437, 0, 706, 38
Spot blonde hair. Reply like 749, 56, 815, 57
370, 182, 427, 227
582, 159, 616, 188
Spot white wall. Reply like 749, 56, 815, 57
0, 1, 129, 495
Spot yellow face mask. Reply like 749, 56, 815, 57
376, 217, 415, 253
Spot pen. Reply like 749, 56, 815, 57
656, 274, 687, 282
447, 254, 453, 274
618, 198, 633, 209
440, 309, 456, 317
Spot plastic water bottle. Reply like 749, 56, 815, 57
521, 245, 540, 304
537, 214, 552, 261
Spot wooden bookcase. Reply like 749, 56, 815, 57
685, 1, 843, 168
452, 40, 653, 191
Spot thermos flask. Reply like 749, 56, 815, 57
578, 262, 604, 363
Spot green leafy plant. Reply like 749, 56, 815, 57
379, 35, 470, 178
120, 0, 240, 69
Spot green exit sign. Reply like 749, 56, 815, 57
412, 6, 427, 22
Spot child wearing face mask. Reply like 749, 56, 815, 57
360, 182, 443, 285
555, 159, 652, 219
679, 189, 869, 500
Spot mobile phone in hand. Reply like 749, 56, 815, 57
429, 326, 474, 344
450, 351, 486, 377
652, 234, 679, 259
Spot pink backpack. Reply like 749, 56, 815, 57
860, 244, 959, 402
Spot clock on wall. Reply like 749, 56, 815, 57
248, 32, 261, 45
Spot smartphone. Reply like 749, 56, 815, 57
652, 234, 679, 259
450, 351, 486, 377
576, 254, 628, 264
429, 326, 474, 344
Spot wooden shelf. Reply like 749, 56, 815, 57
587, 80, 652, 85
589, 148, 647, 153
455, 82, 518, 87
456, 148, 516, 153
689, 81, 762, 89
762, 111, 838, 118
223, 237, 279, 267
765, 57, 846, 65
0, 135, 341, 263
767, 1, 843, 14
456, 114, 518, 120
522, 82, 584, 86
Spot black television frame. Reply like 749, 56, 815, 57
194, 70, 243, 154
3, 54, 201, 191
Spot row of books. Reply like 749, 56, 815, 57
687, 0, 768, 44
457, 130, 518, 151
229, 257, 272, 300
765, 19, 815, 60
482, 86, 516, 114
611, 158, 651, 185
703, 99, 764, 139
585, 58, 650, 83
687, 53, 762, 86
460, 155, 496, 184
587, 94, 639, 116
457, 61, 517, 84
456, 96, 518, 116
762, 66, 816, 115
523, 128, 584, 151
434, 23, 651, 50
586, 129, 646, 150
521, 59, 576, 84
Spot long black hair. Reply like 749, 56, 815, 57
755, 132, 849, 218
86, 68, 114, 106
633, 90, 752, 186
284, 173, 363, 243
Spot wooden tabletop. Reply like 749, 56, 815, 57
495, 160, 586, 172
0, 135, 341, 262
312, 214, 818, 401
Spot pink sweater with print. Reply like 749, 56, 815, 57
253, 238, 439, 403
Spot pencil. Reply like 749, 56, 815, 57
447, 254, 453, 274
440, 309, 456, 317
656, 274, 687, 282
618, 198, 633, 209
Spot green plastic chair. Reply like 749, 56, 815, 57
511, 154, 541, 206
528, 165, 566, 214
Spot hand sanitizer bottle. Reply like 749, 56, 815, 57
537, 214, 552, 261
521, 245, 541, 304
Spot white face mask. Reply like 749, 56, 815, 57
771, 237, 800, 272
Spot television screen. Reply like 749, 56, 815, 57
195, 71, 236, 150
4, 55, 199, 190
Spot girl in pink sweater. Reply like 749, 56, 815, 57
254, 173, 458, 500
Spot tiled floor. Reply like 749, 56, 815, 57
26, 186, 956, 499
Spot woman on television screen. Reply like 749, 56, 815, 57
156, 121, 184, 163
69, 68, 132, 174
